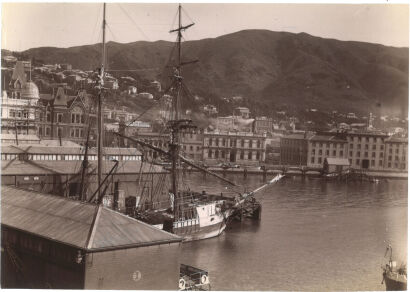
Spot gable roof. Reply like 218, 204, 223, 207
11, 61, 27, 86
1, 186, 181, 251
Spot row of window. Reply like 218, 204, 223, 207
207, 150, 261, 160
9, 109, 29, 119
1, 153, 141, 161
311, 142, 344, 148
348, 144, 384, 150
206, 138, 262, 148
182, 145, 201, 152
348, 151, 384, 158
40, 112, 86, 124
312, 149, 344, 156
347, 136, 384, 143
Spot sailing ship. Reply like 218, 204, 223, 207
381, 245, 407, 291
113, 4, 283, 241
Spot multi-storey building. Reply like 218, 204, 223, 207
307, 134, 348, 168
202, 130, 266, 166
37, 87, 97, 146
180, 130, 204, 161
345, 131, 389, 170
384, 136, 408, 171
1, 61, 40, 135
280, 133, 312, 166
253, 116, 273, 134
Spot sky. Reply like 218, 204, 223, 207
1, 2, 409, 51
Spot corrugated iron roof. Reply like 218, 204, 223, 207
1, 186, 181, 251
325, 157, 350, 166
1, 160, 167, 176
2, 145, 142, 156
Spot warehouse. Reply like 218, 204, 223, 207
1, 186, 182, 289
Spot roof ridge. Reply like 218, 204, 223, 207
86, 205, 102, 250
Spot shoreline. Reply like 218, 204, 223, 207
183, 167, 408, 180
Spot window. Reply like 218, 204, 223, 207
319, 149, 322, 155
312, 149, 315, 155
248, 151, 252, 160
311, 157, 315, 163
349, 151, 352, 157
357, 144, 361, 149
380, 152, 384, 158
57, 127, 62, 137
340, 150, 343, 156
209, 138, 213, 146
240, 151, 244, 159
388, 155, 392, 161
356, 159, 360, 166
57, 113, 63, 123
396, 148, 399, 154
215, 150, 219, 159
326, 150, 329, 156
349, 144, 353, 148
379, 160, 383, 166
332, 150, 336, 156
365, 144, 369, 150
208, 150, 212, 158
364, 152, 368, 158
190, 146, 193, 151
389, 148, 392, 154
371, 160, 375, 166
372, 145, 376, 150
256, 152, 260, 160
215, 138, 219, 146
47, 112, 51, 122
388, 162, 391, 168
318, 157, 322, 164
241, 139, 245, 147
46, 127, 51, 136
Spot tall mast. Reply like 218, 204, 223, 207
168, 4, 196, 223
97, 3, 106, 198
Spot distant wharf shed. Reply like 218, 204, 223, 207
1, 186, 182, 289
323, 157, 350, 174
1, 144, 168, 202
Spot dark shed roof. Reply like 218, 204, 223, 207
1, 186, 181, 251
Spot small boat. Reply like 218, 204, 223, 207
179, 264, 210, 291
382, 245, 407, 291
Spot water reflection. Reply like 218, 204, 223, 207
180, 174, 407, 291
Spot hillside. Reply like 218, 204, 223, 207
8, 30, 409, 116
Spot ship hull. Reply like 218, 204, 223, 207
174, 221, 227, 242
383, 272, 407, 291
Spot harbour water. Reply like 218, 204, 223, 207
180, 173, 407, 291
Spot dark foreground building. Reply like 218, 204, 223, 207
1, 186, 182, 289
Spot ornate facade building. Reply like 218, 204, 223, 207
37, 87, 97, 146
202, 130, 266, 166
1, 61, 40, 135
